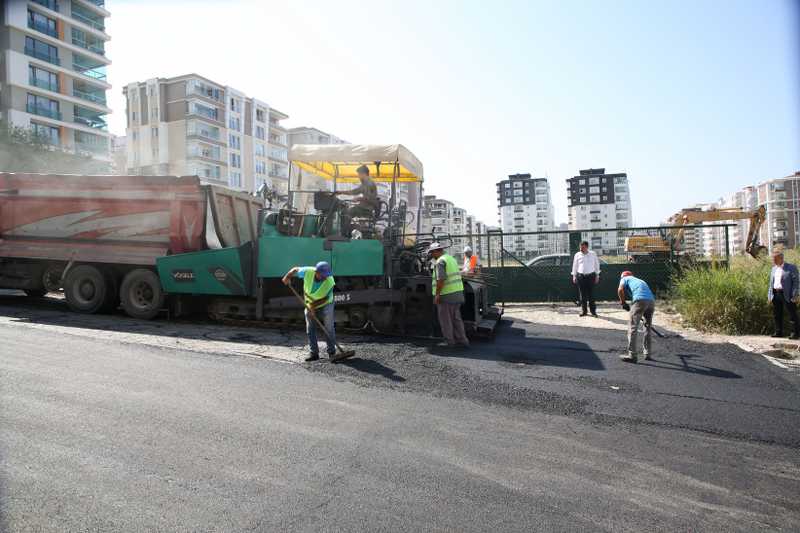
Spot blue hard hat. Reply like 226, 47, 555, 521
315, 261, 331, 278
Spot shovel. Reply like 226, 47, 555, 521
287, 284, 356, 363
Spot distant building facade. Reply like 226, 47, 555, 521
123, 73, 289, 194
567, 168, 632, 254
496, 173, 555, 258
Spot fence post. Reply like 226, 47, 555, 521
724, 225, 730, 262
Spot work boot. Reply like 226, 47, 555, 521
591, 313, 599, 318
620, 354, 637, 363
579, 312, 588, 317
643, 351, 652, 361
305, 353, 320, 362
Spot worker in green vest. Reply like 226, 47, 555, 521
282, 261, 336, 362
428, 242, 470, 348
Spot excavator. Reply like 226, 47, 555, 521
624, 205, 767, 261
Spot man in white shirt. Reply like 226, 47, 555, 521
571, 240, 601, 317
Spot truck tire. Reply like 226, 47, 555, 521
64, 265, 111, 314
42, 265, 64, 292
120, 269, 164, 320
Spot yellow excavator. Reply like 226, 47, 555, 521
625, 205, 767, 260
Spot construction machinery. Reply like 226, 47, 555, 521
624, 205, 767, 260
0, 144, 501, 338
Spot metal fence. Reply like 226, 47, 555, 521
410, 224, 734, 303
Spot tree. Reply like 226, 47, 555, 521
0, 120, 111, 175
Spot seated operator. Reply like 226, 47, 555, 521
334, 164, 380, 219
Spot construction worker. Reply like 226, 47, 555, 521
571, 240, 601, 317
618, 271, 655, 363
462, 245, 480, 274
334, 164, 380, 219
428, 242, 470, 348
282, 261, 336, 362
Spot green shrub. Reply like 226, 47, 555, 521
672, 250, 800, 335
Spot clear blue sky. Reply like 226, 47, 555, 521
106, 0, 799, 226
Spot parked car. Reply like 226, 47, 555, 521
524, 254, 608, 268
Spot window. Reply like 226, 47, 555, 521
504, 183, 510, 188
589, 177, 600, 185
187, 80, 222, 102
255, 143, 265, 157
579, 188, 586, 194
31, 122, 59, 145
230, 172, 242, 188
513, 181, 522, 188
513, 197, 523, 203
229, 134, 241, 150
25, 36, 59, 65
256, 109, 266, 122
151, 127, 158, 138
132, 131, 138, 140
29, 65, 59, 92
230, 98, 241, 112
28, 9, 57, 37
229, 116, 240, 131
513, 189, 523, 196
590, 195, 600, 202
255, 125, 265, 140
132, 111, 137, 121
256, 160, 266, 174
27, 93, 60, 119
230, 153, 241, 168
589, 186, 600, 194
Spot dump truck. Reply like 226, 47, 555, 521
0, 144, 500, 337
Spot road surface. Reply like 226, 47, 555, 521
1, 294, 799, 531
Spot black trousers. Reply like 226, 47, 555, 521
772, 290, 800, 335
577, 273, 597, 314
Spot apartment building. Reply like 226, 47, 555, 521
718, 185, 758, 255
0, 0, 112, 160
123, 74, 289, 193
567, 168, 632, 254
496, 173, 555, 258
756, 173, 800, 253
420, 195, 453, 236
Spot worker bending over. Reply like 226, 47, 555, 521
428, 242, 470, 348
335, 164, 380, 219
462, 246, 480, 274
618, 270, 655, 363
282, 261, 336, 362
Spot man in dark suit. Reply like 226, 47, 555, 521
768, 249, 800, 339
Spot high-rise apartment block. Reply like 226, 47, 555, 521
1, 0, 112, 160
496, 173, 555, 258
567, 168, 632, 254
755, 173, 800, 253
420, 194, 487, 257
123, 74, 289, 194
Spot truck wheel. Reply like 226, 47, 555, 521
42, 265, 63, 292
120, 269, 164, 320
64, 265, 111, 314
24, 289, 47, 298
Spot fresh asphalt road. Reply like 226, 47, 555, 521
1, 296, 800, 531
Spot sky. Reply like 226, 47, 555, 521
105, 0, 800, 226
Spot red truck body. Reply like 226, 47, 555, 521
0, 173, 261, 314
0, 173, 259, 266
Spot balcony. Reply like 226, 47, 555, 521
25, 46, 60, 66
28, 18, 58, 38
32, 0, 60, 11
27, 103, 62, 121
73, 87, 107, 105
73, 107, 107, 130
72, 36, 105, 56
73, 55, 107, 80
29, 74, 59, 92
71, 10, 105, 31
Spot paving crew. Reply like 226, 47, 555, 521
768, 248, 800, 339
282, 261, 336, 362
462, 245, 480, 274
618, 270, 655, 363
428, 242, 470, 348
571, 240, 601, 317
